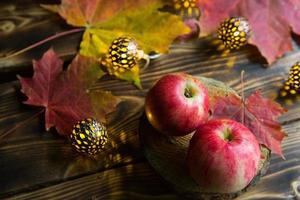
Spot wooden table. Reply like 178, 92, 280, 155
1, 1, 300, 199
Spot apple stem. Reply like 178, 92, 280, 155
184, 86, 195, 98
0, 28, 84, 60
241, 70, 245, 124
220, 127, 233, 141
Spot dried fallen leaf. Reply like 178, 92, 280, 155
43, 0, 162, 28
43, 0, 189, 87
18, 49, 120, 136
212, 91, 287, 157
79, 7, 189, 57
197, 0, 300, 64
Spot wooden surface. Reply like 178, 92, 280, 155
1, 1, 300, 199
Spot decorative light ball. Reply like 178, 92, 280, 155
70, 118, 108, 155
289, 62, 300, 89
108, 36, 139, 73
173, 0, 200, 19
217, 17, 251, 50
280, 79, 298, 97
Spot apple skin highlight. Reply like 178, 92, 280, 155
145, 73, 210, 136
186, 119, 261, 193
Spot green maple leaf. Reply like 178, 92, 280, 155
43, 0, 190, 88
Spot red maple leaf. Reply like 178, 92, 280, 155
212, 91, 287, 157
18, 49, 120, 136
197, 0, 300, 64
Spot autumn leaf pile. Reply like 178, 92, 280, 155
43, 0, 190, 88
17, 0, 289, 157
18, 0, 189, 136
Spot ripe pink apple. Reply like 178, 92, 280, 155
186, 119, 261, 193
145, 73, 209, 136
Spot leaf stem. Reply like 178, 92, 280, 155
0, 109, 44, 141
0, 28, 84, 60
241, 70, 245, 124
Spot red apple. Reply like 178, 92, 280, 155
186, 119, 261, 193
145, 73, 209, 136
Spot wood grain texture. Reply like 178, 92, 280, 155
0, 85, 145, 197
0, 0, 300, 199
0, 0, 81, 83
7, 162, 181, 200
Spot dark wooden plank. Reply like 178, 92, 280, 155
5, 113, 300, 200
1, 1, 300, 199
92, 39, 300, 98
7, 162, 180, 200
1, 40, 300, 199
0, 81, 145, 197
0, 0, 81, 82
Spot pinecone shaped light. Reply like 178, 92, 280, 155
103, 36, 149, 76
217, 17, 251, 50
108, 36, 139, 73
173, 0, 200, 19
70, 118, 108, 156
280, 62, 300, 98
288, 62, 300, 89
